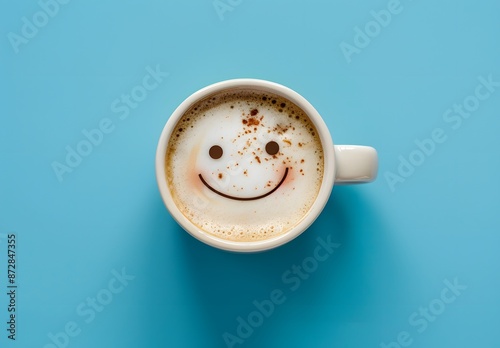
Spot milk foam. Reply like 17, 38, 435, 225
165, 89, 324, 242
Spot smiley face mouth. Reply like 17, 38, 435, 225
198, 167, 289, 201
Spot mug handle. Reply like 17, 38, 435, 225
334, 145, 378, 184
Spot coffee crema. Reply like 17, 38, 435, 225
165, 88, 324, 242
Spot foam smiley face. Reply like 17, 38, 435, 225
166, 90, 324, 241
199, 138, 287, 201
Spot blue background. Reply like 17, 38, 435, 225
1, 0, 499, 347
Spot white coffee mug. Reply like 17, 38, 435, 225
156, 79, 378, 252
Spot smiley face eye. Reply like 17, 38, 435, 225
209, 145, 223, 159
265, 141, 279, 155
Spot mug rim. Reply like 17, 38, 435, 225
155, 78, 335, 252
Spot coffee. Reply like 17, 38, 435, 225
165, 88, 324, 242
